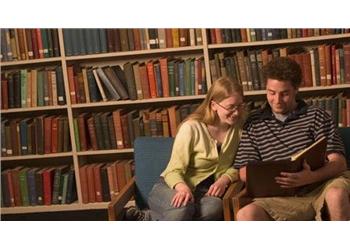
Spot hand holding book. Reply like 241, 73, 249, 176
275, 160, 316, 188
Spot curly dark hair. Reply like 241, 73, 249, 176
262, 57, 302, 89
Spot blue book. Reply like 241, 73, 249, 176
27, 168, 38, 206
55, 66, 66, 105
154, 62, 163, 97
86, 68, 102, 102
84, 29, 95, 54
99, 29, 108, 53
19, 119, 28, 155
63, 29, 74, 56
76, 29, 87, 55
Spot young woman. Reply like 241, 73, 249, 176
127, 77, 246, 220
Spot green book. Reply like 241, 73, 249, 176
73, 118, 80, 151
20, 69, 27, 108
60, 172, 69, 204
19, 168, 30, 206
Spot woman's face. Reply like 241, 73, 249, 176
211, 94, 244, 127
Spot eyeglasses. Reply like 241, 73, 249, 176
214, 102, 245, 113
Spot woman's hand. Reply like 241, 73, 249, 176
206, 175, 231, 197
171, 182, 193, 208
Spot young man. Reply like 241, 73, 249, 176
233, 57, 350, 221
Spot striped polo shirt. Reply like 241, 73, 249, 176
234, 100, 345, 168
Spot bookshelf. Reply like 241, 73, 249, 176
1, 28, 350, 216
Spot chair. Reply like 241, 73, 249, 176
108, 136, 241, 221
230, 127, 350, 220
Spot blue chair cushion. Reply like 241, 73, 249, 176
134, 137, 174, 209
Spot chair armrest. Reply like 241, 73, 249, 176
108, 177, 136, 220
232, 184, 253, 220
222, 181, 245, 221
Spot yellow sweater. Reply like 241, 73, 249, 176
161, 119, 241, 190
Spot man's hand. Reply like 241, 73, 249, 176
171, 182, 193, 208
206, 175, 231, 197
275, 160, 315, 188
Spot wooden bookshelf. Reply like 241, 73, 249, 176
1, 28, 349, 216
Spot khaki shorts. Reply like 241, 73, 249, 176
253, 170, 350, 221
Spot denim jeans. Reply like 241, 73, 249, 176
147, 176, 223, 221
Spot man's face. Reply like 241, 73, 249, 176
266, 79, 298, 114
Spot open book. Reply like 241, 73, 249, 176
246, 137, 327, 197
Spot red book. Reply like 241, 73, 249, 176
31, 29, 39, 59
133, 29, 141, 51
165, 29, 173, 48
87, 116, 98, 150
1, 78, 9, 109
146, 61, 157, 98
77, 113, 88, 151
159, 58, 169, 97
93, 163, 103, 202
343, 44, 350, 84
67, 66, 77, 104
5, 170, 15, 207
86, 164, 96, 203
44, 116, 52, 154
112, 109, 124, 149
116, 161, 127, 191
139, 63, 150, 99
79, 165, 89, 203
51, 116, 58, 153
43, 167, 55, 205
35, 29, 44, 59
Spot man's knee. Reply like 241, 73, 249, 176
236, 204, 270, 221
325, 187, 349, 205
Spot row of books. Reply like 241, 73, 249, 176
245, 94, 350, 128
67, 56, 207, 104
304, 94, 350, 128
0, 29, 60, 62
63, 28, 203, 56
74, 103, 198, 151
1, 165, 77, 207
1, 66, 66, 110
79, 160, 133, 203
1, 115, 71, 157
207, 29, 350, 44
211, 43, 350, 91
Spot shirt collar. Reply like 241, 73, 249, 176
260, 99, 308, 122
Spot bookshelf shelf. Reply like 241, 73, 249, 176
71, 95, 206, 109
1, 28, 349, 217
1, 152, 73, 162
1, 57, 62, 67
208, 33, 350, 49
0, 200, 134, 214
64, 46, 205, 61
76, 148, 134, 156
1, 105, 68, 114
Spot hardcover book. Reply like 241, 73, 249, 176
246, 136, 327, 197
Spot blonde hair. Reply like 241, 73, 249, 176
186, 77, 244, 125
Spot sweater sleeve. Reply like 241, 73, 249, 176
162, 121, 195, 189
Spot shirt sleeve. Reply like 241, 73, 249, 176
313, 108, 345, 156
233, 124, 261, 169
222, 168, 239, 183
162, 121, 194, 189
